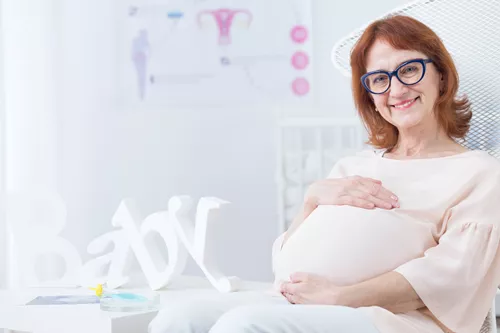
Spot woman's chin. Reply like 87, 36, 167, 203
391, 114, 425, 130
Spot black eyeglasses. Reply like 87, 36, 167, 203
361, 58, 433, 94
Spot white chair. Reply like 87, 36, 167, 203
331, 0, 500, 331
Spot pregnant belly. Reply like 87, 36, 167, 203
274, 205, 434, 286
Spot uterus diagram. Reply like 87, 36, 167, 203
197, 8, 253, 46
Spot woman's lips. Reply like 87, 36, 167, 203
391, 97, 419, 110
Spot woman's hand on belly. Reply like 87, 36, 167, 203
305, 175, 399, 211
282, 176, 400, 249
279, 272, 344, 305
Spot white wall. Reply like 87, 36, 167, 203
1, 0, 60, 287
0, 0, 5, 289
2, 0, 410, 285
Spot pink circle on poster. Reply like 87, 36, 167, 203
291, 78, 310, 96
290, 25, 308, 43
291, 51, 309, 70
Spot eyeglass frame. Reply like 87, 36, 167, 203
360, 58, 434, 95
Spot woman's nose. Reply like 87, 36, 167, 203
389, 76, 410, 98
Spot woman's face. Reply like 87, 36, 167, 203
365, 39, 442, 131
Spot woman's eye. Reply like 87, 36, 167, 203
374, 76, 387, 83
401, 66, 417, 74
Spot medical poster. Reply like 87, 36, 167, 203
116, 0, 313, 107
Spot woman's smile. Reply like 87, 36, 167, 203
390, 96, 420, 110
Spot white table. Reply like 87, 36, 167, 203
0, 276, 272, 333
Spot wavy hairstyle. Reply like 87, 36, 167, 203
350, 15, 472, 148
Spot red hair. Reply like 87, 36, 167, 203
350, 15, 472, 149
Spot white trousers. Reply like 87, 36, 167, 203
148, 291, 380, 333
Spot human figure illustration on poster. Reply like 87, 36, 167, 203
131, 29, 151, 100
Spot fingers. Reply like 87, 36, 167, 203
282, 292, 301, 304
358, 178, 397, 199
375, 187, 399, 208
374, 185, 399, 204
280, 281, 298, 294
358, 177, 382, 185
337, 194, 376, 209
354, 178, 399, 209
309, 175, 399, 210
349, 189, 393, 210
280, 281, 304, 304
371, 195, 397, 209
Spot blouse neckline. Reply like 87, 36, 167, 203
375, 149, 484, 162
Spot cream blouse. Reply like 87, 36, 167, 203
273, 149, 500, 333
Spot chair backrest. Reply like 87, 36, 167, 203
479, 305, 497, 333
330, 0, 500, 332
331, 0, 500, 159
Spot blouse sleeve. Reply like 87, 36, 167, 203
394, 169, 500, 332
326, 156, 348, 179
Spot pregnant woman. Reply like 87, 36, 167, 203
149, 15, 500, 333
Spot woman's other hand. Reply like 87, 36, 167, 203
280, 272, 345, 305
305, 176, 399, 210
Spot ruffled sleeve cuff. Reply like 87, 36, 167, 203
394, 223, 500, 332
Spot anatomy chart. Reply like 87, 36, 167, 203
116, 0, 313, 107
